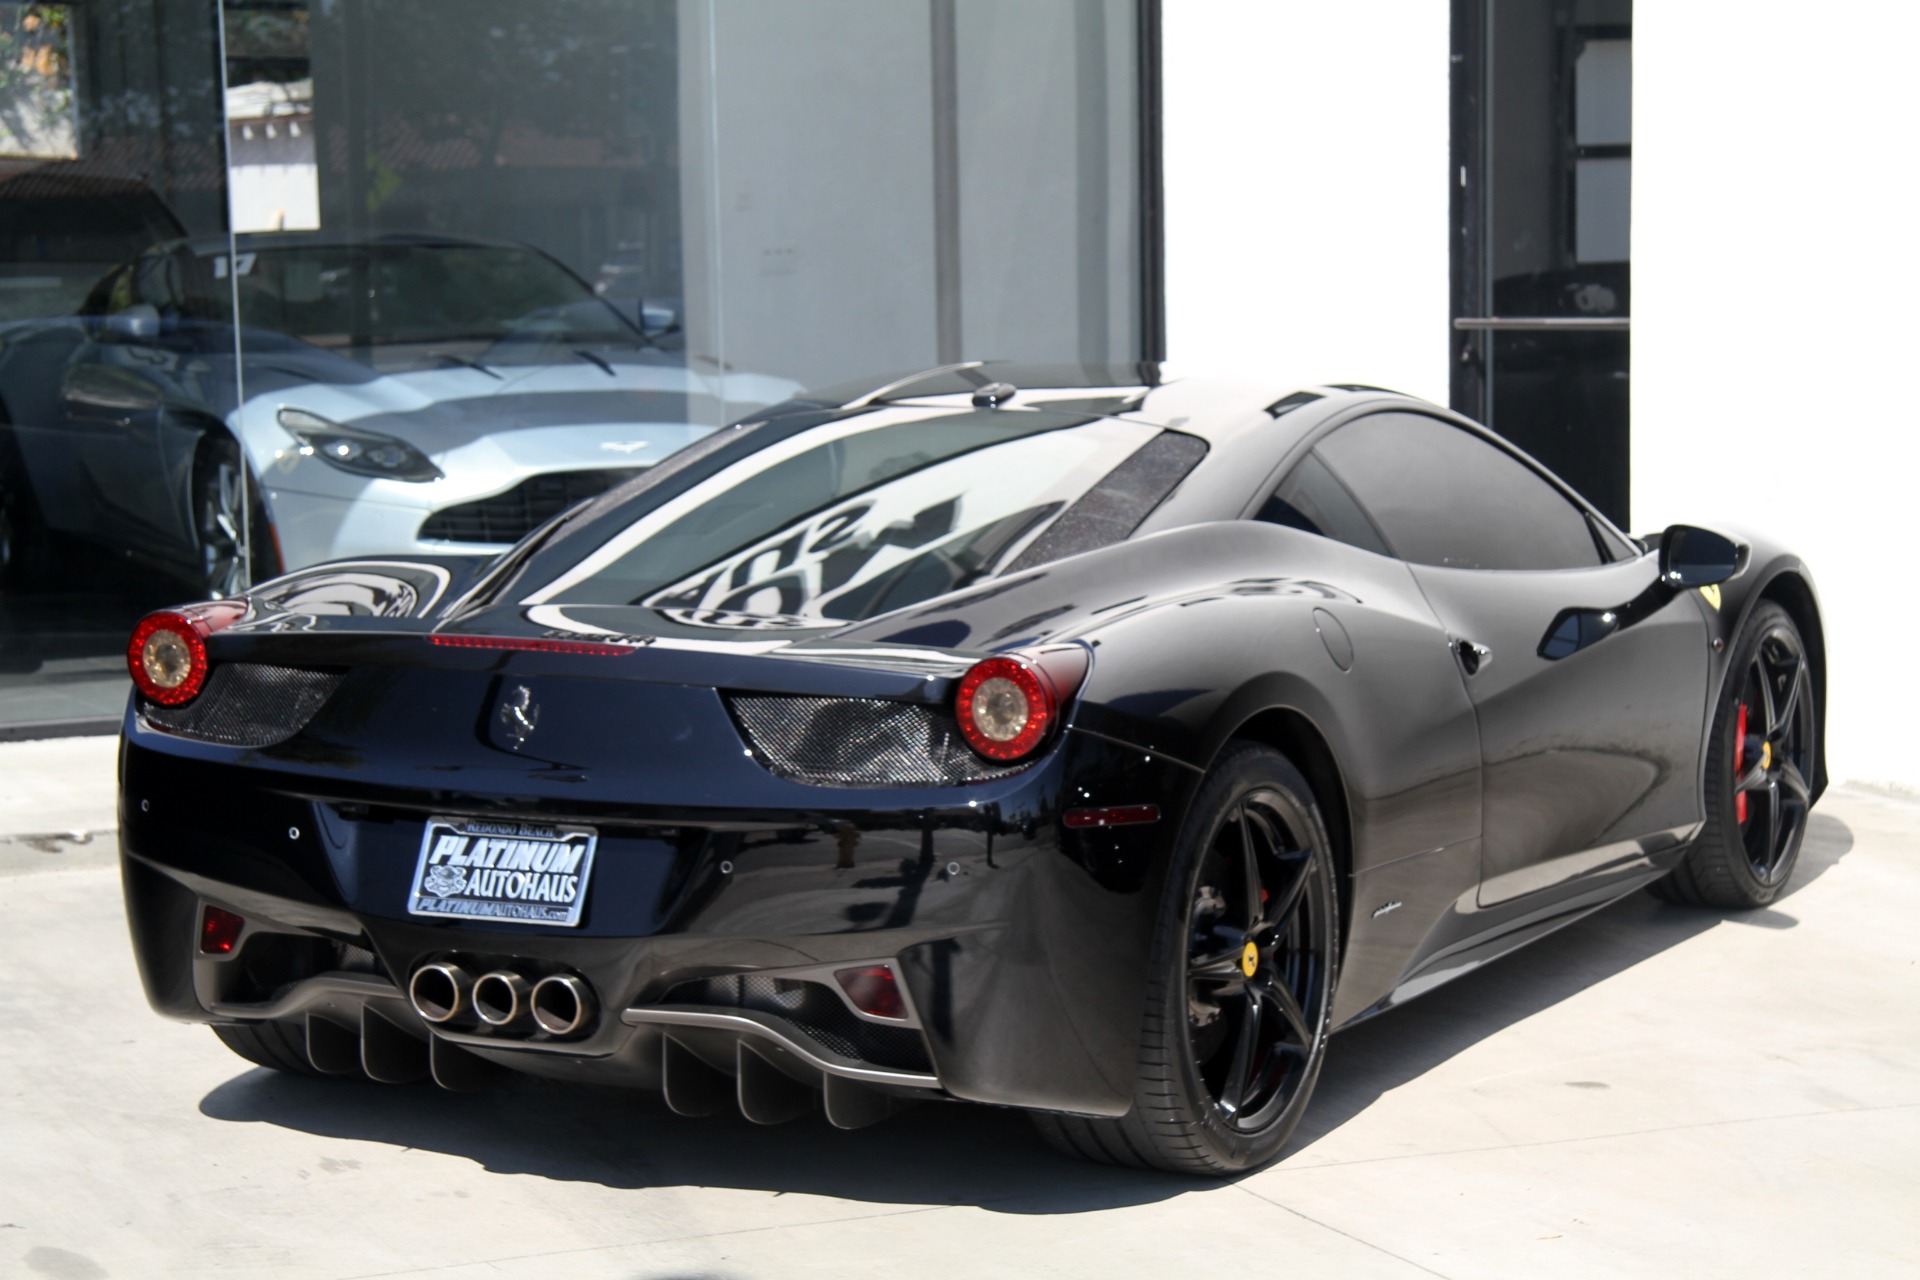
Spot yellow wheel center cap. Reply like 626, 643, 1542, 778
1240, 941, 1260, 978
1761, 741, 1773, 770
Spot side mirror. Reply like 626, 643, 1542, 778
1659, 524, 1748, 588
640, 302, 680, 337
105, 304, 161, 342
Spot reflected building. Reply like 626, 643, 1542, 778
0, 0, 1155, 727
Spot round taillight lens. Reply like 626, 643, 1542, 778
955, 656, 1055, 762
127, 611, 209, 706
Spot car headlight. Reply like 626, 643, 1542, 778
277, 407, 442, 482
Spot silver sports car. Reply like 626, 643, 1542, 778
0, 233, 799, 594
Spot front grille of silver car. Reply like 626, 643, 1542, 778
141, 663, 343, 748
664, 973, 933, 1072
728, 694, 1025, 787
417, 467, 646, 544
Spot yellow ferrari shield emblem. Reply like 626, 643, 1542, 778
1761, 740, 1772, 770
1699, 584, 1722, 611
1240, 941, 1259, 978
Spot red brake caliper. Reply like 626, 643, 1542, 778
1734, 702, 1749, 824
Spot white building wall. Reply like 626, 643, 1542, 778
1159, 2, 1450, 402
1166, 4, 1915, 791
1633, 8, 1920, 792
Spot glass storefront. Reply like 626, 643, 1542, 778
0, 0, 1153, 729
1451, 0, 1631, 527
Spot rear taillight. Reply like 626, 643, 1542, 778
126, 601, 245, 706
127, 613, 207, 705
954, 647, 1088, 763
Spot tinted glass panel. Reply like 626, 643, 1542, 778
1454, 0, 1633, 525
1314, 412, 1600, 571
1256, 452, 1390, 557
0, 0, 1152, 733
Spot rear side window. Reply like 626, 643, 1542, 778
1312, 412, 1602, 571
1255, 452, 1391, 557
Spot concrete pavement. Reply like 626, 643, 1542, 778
1, 734, 1916, 1279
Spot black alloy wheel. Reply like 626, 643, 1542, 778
1184, 783, 1333, 1132
191, 434, 277, 599
0, 497, 13, 585
1032, 742, 1338, 1175
1656, 601, 1817, 908
0, 478, 57, 590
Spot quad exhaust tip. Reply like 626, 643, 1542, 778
409, 962, 596, 1037
530, 973, 595, 1037
408, 962, 471, 1024
473, 970, 533, 1027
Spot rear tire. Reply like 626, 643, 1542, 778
0, 415, 57, 590
212, 1020, 332, 1077
189, 432, 278, 599
1032, 742, 1338, 1176
1653, 601, 1817, 908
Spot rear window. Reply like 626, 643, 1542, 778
527, 408, 1174, 625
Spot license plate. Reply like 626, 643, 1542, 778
407, 816, 598, 926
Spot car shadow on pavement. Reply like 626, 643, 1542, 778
1290, 810, 1854, 1155
197, 812, 1853, 1209
198, 1062, 1198, 1212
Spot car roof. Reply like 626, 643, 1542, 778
151, 231, 536, 259
778, 361, 1625, 540
780, 359, 1421, 442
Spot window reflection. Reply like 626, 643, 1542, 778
0, 0, 1151, 726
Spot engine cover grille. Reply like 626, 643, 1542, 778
729, 694, 1024, 787
141, 663, 343, 748
418, 467, 645, 544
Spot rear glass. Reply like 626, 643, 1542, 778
527, 408, 1163, 626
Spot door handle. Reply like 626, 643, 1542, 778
1455, 638, 1491, 676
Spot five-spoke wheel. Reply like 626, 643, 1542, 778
1185, 787, 1331, 1133
1657, 600, 1818, 908
1730, 622, 1815, 885
1031, 742, 1336, 1174
191, 433, 278, 599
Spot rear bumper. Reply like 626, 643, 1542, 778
118, 722, 1200, 1117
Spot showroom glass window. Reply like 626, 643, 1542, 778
0, 0, 1155, 730
1298, 412, 1602, 571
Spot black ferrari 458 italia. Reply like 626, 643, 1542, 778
117, 363, 1825, 1174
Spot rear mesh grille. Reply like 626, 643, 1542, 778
418, 468, 645, 544
141, 663, 342, 748
729, 694, 1024, 787
665, 974, 933, 1072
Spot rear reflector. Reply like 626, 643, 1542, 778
1063, 804, 1162, 829
200, 905, 245, 955
834, 965, 907, 1021
428, 635, 637, 656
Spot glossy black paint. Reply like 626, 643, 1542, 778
117, 367, 1827, 1119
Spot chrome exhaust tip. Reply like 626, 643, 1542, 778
472, 970, 532, 1027
408, 962, 472, 1025
530, 973, 596, 1037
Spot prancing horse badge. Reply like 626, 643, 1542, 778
499, 684, 540, 750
